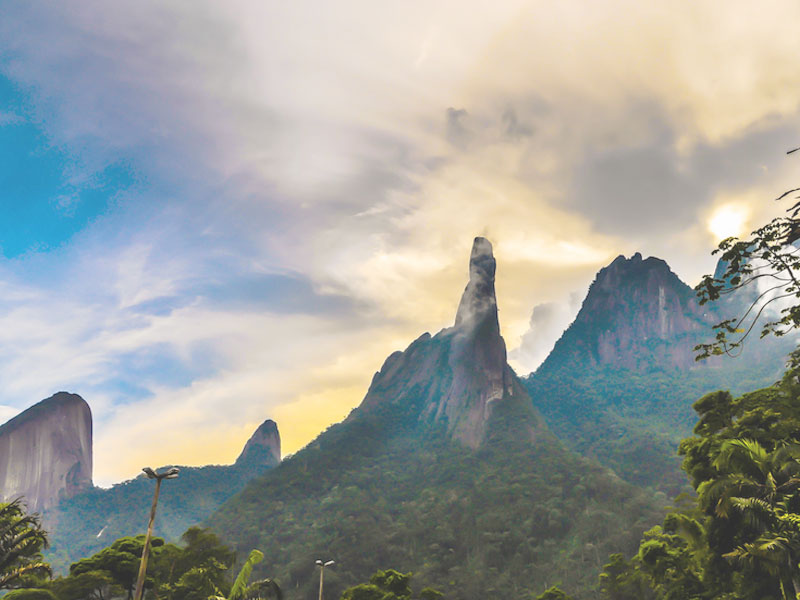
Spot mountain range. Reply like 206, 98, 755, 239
0, 237, 794, 598
0, 391, 281, 571
209, 238, 667, 598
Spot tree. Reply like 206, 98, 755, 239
340, 570, 441, 600
598, 553, 654, 600
68, 536, 159, 600
155, 528, 236, 600
0, 499, 51, 590
697, 438, 800, 599
695, 160, 800, 358
533, 586, 573, 600
209, 549, 281, 600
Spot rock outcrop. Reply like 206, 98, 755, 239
235, 419, 281, 467
538, 253, 715, 372
360, 237, 541, 447
0, 392, 92, 511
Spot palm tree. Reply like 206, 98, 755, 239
723, 497, 800, 600
0, 499, 51, 589
697, 439, 800, 599
210, 550, 282, 600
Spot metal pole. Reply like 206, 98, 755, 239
133, 477, 162, 600
318, 564, 324, 600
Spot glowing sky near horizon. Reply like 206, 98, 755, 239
1, 1, 799, 485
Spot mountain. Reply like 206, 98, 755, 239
210, 238, 663, 600
359, 237, 541, 447
538, 252, 714, 371
44, 419, 281, 572
236, 419, 281, 467
524, 252, 795, 493
0, 392, 92, 511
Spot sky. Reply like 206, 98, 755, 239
1, 1, 799, 486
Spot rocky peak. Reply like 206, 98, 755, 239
235, 419, 281, 467
359, 237, 542, 447
454, 237, 498, 330
0, 392, 92, 511
540, 253, 715, 372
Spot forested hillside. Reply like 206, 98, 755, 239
525, 253, 794, 495
212, 398, 662, 600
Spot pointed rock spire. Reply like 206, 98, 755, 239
455, 237, 498, 331
235, 419, 281, 467
358, 236, 544, 448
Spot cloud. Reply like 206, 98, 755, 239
510, 293, 584, 373
2, 0, 800, 484
0, 405, 20, 425
0, 111, 24, 126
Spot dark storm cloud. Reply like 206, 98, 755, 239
445, 107, 471, 148
502, 107, 534, 140
197, 272, 361, 316
570, 115, 800, 235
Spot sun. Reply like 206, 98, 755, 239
708, 204, 750, 241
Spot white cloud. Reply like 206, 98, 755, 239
510, 293, 585, 374
0, 405, 20, 425
2, 0, 800, 484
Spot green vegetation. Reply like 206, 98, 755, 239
597, 351, 800, 599
3, 526, 280, 600
696, 188, 800, 358
45, 460, 276, 572
525, 360, 790, 496
534, 587, 574, 600
0, 498, 51, 590
210, 549, 282, 600
339, 569, 441, 600
211, 394, 663, 600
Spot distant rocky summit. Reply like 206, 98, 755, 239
540, 252, 714, 372
524, 251, 795, 492
45, 417, 281, 571
0, 392, 92, 511
236, 419, 281, 467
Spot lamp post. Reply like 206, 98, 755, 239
133, 467, 179, 600
315, 559, 334, 600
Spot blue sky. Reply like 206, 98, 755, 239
0, 75, 125, 257
1, 1, 799, 484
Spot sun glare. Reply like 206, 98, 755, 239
708, 204, 750, 241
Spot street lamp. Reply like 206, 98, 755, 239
315, 559, 334, 600
133, 466, 179, 600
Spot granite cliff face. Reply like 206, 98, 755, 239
539, 253, 715, 372
0, 392, 92, 511
360, 237, 541, 447
235, 419, 281, 467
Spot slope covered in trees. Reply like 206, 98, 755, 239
524, 253, 794, 495
44, 420, 280, 573
597, 351, 800, 599
209, 239, 665, 599
211, 398, 662, 600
